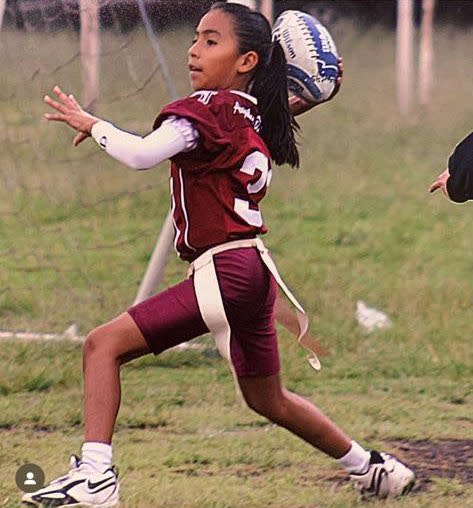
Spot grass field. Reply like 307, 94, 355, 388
1, 19, 473, 508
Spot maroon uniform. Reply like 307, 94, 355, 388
153, 90, 272, 261
129, 90, 280, 377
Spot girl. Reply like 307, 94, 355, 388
25, 3, 414, 506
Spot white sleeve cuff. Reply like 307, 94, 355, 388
161, 116, 199, 152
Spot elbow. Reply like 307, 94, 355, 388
126, 156, 154, 171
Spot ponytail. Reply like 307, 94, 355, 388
210, 2, 300, 168
251, 40, 300, 167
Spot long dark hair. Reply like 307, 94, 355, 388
210, 2, 300, 168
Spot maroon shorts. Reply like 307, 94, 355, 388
128, 247, 279, 377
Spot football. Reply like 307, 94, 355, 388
273, 10, 340, 104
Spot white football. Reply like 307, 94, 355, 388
273, 10, 340, 104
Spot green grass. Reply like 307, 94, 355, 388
1, 21, 473, 508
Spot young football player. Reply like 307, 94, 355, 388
429, 130, 473, 202
26, 3, 415, 506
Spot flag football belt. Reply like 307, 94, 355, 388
187, 237, 321, 372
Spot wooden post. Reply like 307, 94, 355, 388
419, 0, 435, 108
396, 0, 414, 115
80, 0, 100, 112
0, 0, 6, 32
132, 0, 179, 305
133, 211, 174, 305
260, 0, 273, 23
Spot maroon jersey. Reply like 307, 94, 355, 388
153, 90, 272, 262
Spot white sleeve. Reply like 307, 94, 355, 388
90, 116, 199, 170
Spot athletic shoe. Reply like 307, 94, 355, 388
349, 450, 415, 499
22, 455, 119, 507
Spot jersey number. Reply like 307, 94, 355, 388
234, 151, 272, 227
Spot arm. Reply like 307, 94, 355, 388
90, 119, 195, 170
429, 131, 473, 203
44, 85, 198, 169
430, 167, 473, 203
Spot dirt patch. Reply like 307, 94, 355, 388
297, 439, 473, 493
388, 438, 473, 492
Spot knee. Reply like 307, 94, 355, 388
83, 326, 116, 362
83, 327, 101, 359
244, 392, 288, 424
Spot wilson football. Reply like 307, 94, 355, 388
273, 10, 340, 104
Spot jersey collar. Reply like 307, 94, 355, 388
230, 90, 258, 105
190, 89, 258, 106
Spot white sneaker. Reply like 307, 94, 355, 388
22, 455, 119, 507
350, 450, 415, 499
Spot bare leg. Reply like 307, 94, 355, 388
238, 373, 351, 459
82, 312, 151, 443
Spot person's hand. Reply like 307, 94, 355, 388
44, 85, 100, 146
329, 56, 344, 101
289, 57, 344, 117
288, 94, 314, 116
429, 168, 450, 197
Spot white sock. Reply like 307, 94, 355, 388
337, 440, 371, 474
81, 442, 113, 473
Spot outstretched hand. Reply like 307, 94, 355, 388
44, 85, 100, 146
289, 57, 344, 117
429, 168, 450, 197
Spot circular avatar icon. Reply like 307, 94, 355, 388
15, 463, 45, 493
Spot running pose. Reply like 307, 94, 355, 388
25, 3, 414, 506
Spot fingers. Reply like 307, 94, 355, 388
73, 132, 90, 147
429, 168, 450, 194
68, 93, 81, 108
330, 79, 341, 100
44, 85, 80, 114
52, 85, 76, 108
44, 94, 67, 114
429, 181, 441, 193
44, 112, 66, 122
326, 58, 344, 101
44, 85, 85, 127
